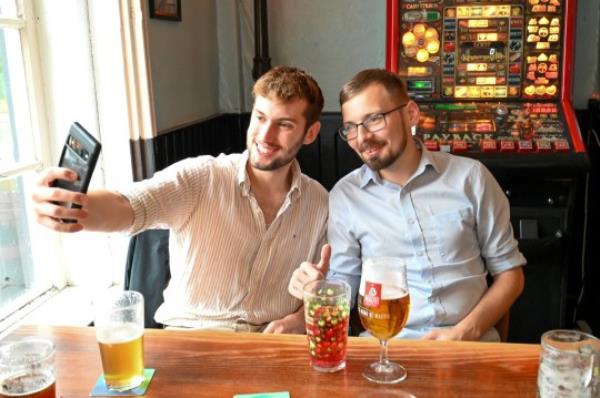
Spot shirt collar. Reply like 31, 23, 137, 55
359, 138, 441, 189
238, 150, 302, 197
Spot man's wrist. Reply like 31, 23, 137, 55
454, 320, 481, 341
287, 309, 307, 334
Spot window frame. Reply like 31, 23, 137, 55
0, 0, 62, 325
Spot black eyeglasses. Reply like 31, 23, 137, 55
338, 103, 408, 141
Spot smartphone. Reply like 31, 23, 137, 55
52, 122, 101, 222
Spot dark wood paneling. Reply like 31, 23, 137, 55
130, 114, 249, 181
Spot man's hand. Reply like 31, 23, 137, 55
421, 267, 525, 342
288, 244, 331, 300
421, 326, 476, 341
263, 307, 305, 334
31, 167, 89, 232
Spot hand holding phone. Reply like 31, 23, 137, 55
52, 122, 101, 222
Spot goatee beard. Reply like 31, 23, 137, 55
360, 140, 394, 171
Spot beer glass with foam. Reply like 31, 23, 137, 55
94, 290, 144, 391
0, 338, 56, 398
358, 257, 410, 384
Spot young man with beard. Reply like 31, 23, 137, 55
33, 66, 328, 333
289, 68, 525, 341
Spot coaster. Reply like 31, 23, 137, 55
90, 369, 155, 396
233, 393, 290, 398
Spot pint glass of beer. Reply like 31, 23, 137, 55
358, 257, 410, 384
94, 290, 144, 391
0, 338, 56, 398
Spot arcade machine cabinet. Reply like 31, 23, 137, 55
387, 0, 587, 342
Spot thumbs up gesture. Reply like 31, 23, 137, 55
288, 244, 331, 300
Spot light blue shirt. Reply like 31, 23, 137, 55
328, 144, 526, 339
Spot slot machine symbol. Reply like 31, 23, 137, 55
402, 23, 440, 63
524, 85, 536, 96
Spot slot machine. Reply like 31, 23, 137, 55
386, 0, 587, 342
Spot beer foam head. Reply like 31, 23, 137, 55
97, 323, 143, 344
360, 257, 408, 298
359, 280, 408, 299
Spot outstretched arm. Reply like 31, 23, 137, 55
32, 167, 134, 233
422, 266, 524, 341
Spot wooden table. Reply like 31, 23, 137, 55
4, 325, 541, 397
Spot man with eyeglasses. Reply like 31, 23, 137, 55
289, 68, 525, 341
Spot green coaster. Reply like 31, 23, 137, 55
90, 369, 155, 396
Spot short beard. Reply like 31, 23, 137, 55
247, 132, 305, 171
362, 154, 396, 171
360, 134, 406, 171
249, 153, 296, 171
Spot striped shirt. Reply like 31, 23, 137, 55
122, 151, 328, 331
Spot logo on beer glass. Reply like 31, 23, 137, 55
363, 282, 382, 308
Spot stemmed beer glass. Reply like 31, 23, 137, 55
358, 257, 410, 384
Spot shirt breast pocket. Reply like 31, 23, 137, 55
431, 207, 479, 261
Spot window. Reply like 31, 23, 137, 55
0, 0, 51, 322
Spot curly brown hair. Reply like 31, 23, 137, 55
253, 66, 324, 126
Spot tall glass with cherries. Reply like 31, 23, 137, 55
303, 279, 351, 372
358, 257, 410, 384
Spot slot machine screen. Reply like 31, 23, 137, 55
387, 0, 584, 159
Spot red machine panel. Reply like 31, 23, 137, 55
386, 0, 585, 167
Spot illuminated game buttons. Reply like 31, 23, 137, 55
402, 23, 440, 64
402, 10, 442, 23
553, 139, 570, 152
500, 140, 516, 152
535, 139, 552, 152
444, 42, 456, 52
452, 140, 468, 153
545, 85, 557, 96
481, 139, 497, 152
517, 140, 534, 152
424, 140, 440, 151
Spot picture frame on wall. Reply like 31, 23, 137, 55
149, 0, 181, 21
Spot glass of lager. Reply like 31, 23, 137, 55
0, 338, 56, 398
95, 290, 145, 391
358, 257, 410, 384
